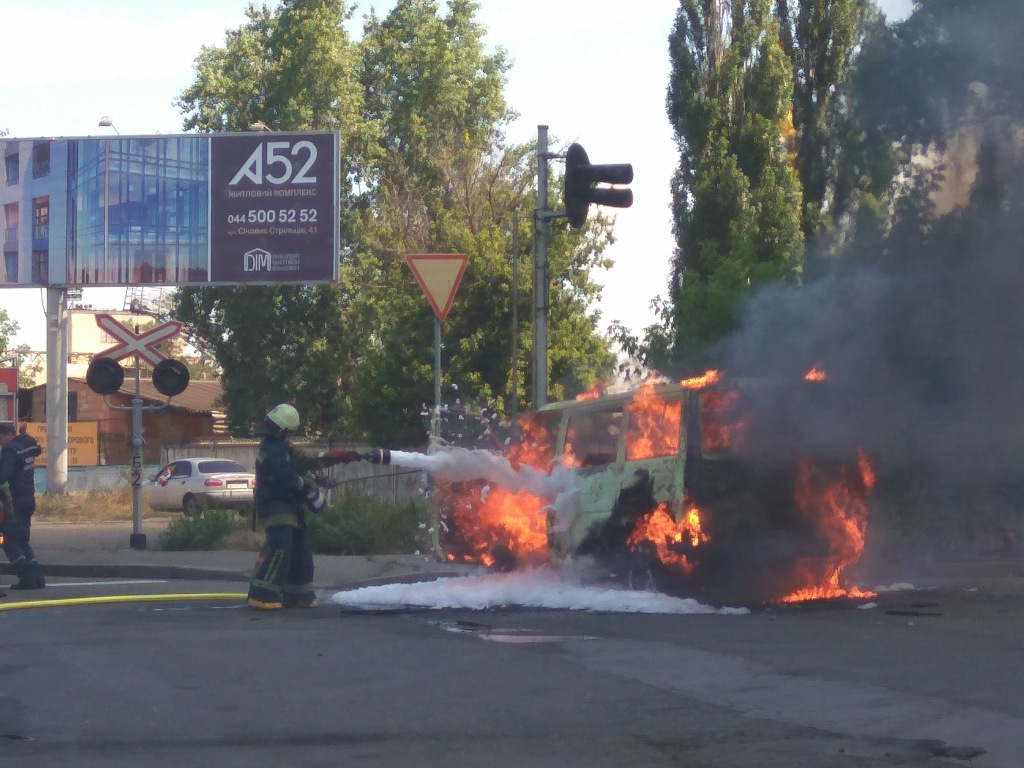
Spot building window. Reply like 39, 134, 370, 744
32, 249, 48, 284
4, 152, 18, 186
32, 197, 49, 242
3, 202, 17, 251
32, 142, 50, 178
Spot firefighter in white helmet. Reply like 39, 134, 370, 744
246, 403, 360, 610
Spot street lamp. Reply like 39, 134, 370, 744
98, 116, 120, 134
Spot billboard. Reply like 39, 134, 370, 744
23, 421, 100, 467
0, 132, 338, 288
0, 366, 15, 424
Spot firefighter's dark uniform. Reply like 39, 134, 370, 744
0, 432, 44, 589
247, 431, 320, 609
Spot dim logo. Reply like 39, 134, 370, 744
243, 248, 272, 272
230, 140, 318, 186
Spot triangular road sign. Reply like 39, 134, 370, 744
406, 254, 468, 323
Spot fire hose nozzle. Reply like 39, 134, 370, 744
363, 448, 391, 465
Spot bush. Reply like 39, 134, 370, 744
307, 488, 426, 556
157, 509, 241, 551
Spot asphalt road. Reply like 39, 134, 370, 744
2, 575, 1023, 767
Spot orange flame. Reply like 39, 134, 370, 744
804, 366, 827, 382
780, 452, 875, 603
626, 381, 681, 461
627, 502, 709, 576
681, 369, 721, 389
575, 384, 602, 401
437, 410, 557, 566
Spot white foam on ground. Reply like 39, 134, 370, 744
330, 567, 750, 615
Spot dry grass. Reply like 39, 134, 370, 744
34, 488, 166, 523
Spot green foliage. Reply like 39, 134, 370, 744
157, 510, 242, 551
0, 308, 17, 361
657, 0, 803, 372
775, 0, 867, 237
0, 309, 37, 388
173, 0, 616, 443
306, 488, 426, 555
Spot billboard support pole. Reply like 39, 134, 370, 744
45, 287, 68, 494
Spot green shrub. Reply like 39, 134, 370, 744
307, 489, 426, 555
157, 509, 241, 551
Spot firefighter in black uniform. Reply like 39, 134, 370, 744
0, 422, 44, 590
247, 404, 361, 610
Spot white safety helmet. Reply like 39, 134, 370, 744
265, 403, 300, 432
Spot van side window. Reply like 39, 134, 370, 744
700, 391, 748, 456
510, 411, 561, 469
565, 408, 622, 467
626, 393, 682, 461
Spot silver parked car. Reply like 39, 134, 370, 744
144, 458, 255, 516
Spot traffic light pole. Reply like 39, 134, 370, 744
532, 128, 633, 409
533, 125, 552, 409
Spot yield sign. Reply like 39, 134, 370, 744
406, 254, 468, 323
94, 313, 182, 368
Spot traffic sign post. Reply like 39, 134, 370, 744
92, 314, 183, 550
405, 254, 468, 559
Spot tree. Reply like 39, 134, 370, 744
0, 308, 37, 389
774, 0, 867, 237
174, 0, 616, 444
652, 0, 803, 373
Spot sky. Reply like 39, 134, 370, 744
0, 0, 913, 351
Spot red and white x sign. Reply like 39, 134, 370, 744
95, 314, 182, 368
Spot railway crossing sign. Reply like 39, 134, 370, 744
94, 314, 182, 367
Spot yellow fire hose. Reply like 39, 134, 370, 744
0, 593, 248, 612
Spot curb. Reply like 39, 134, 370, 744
0, 562, 250, 582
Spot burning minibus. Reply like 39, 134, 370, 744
434, 372, 875, 605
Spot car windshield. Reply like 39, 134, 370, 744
197, 460, 248, 475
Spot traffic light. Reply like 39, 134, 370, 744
563, 142, 633, 229
152, 359, 190, 397
86, 357, 125, 395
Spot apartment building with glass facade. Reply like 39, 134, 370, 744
1, 136, 209, 287
2, 138, 68, 285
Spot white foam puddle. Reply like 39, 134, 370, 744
331, 567, 750, 615
476, 633, 600, 643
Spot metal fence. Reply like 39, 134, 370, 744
33, 442, 432, 506
162, 441, 430, 507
